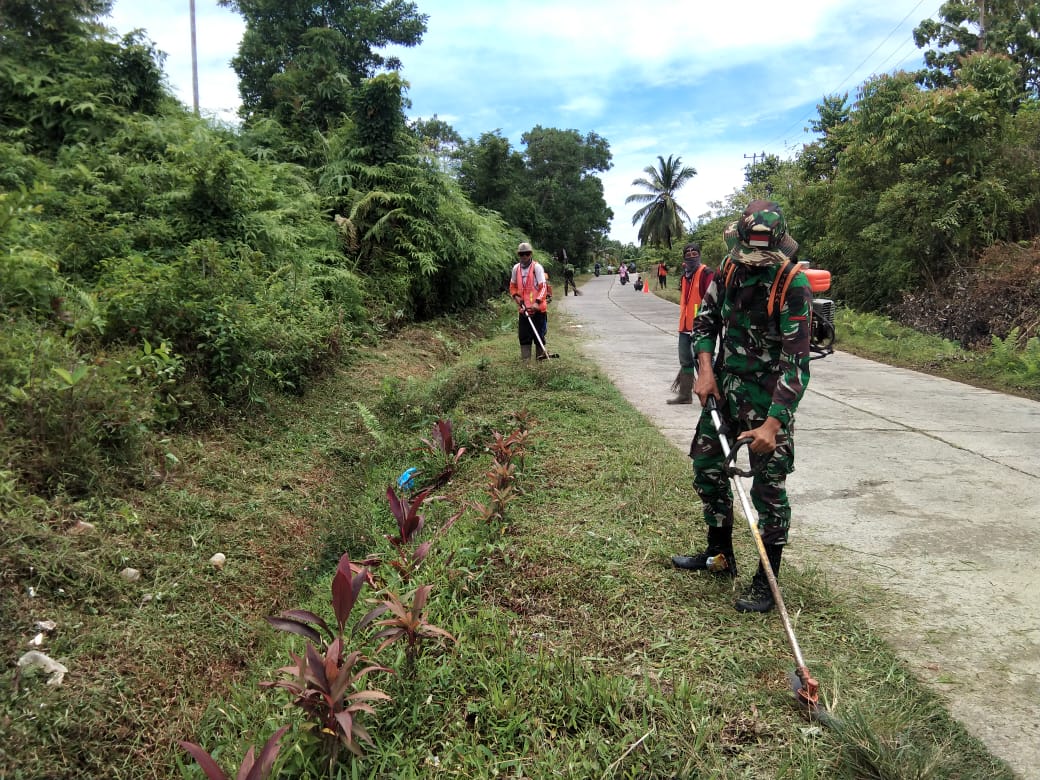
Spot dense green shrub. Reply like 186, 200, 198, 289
0, 319, 153, 496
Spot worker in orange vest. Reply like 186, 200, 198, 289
509, 242, 548, 360
667, 243, 714, 403
657, 260, 668, 290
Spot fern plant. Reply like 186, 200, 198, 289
354, 402, 387, 447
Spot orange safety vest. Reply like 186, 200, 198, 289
509, 261, 548, 313
678, 265, 707, 332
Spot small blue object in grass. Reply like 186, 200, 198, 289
397, 467, 419, 492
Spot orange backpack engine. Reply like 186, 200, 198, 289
803, 268, 831, 293
800, 263, 834, 357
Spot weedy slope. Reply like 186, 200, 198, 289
1, 306, 1012, 779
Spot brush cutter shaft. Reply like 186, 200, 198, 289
704, 397, 810, 674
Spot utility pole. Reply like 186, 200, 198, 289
977, 0, 986, 52
743, 151, 766, 166
189, 0, 200, 116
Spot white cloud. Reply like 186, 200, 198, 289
558, 94, 608, 116
107, 0, 932, 244
108, 1, 243, 121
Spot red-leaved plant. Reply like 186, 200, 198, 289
488, 428, 528, 468
262, 553, 391, 770
419, 418, 467, 488
472, 461, 516, 525
179, 725, 289, 780
384, 485, 433, 581
359, 585, 455, 678
378, 485, 461, 582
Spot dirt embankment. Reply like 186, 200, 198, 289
893, 240, 1040, 348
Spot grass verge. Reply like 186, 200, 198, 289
1, 303, 1014, 779
834, 308, 1040, 401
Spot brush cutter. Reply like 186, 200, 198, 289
704, 395, 831, 722
520, 307, 560, 359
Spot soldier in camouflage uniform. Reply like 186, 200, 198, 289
671, 200, 811, 613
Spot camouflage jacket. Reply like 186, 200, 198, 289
691, 260, 811, 427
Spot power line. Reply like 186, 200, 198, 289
760, 2, 941, 153
829, 0, 930, 96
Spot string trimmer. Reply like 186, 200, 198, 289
520, 307, 559, 359
704, 395, 833, 723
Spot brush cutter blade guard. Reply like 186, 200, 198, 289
790, 666, 820, 708
787, 669, 840, 727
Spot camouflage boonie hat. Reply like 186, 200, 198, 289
724, 199, 798, 266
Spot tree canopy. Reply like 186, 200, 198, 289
0, 0, 166, 152
218, 0, 428, 131
457, 127, 613, 261
914, 0, 1040, 96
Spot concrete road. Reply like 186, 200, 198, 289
555, 274, 1040, 779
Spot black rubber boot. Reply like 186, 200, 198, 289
671, 525, 736, 578
666, 371, 695, 405
735, 545, 783, 613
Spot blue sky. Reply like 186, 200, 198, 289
107, 1, 936, 245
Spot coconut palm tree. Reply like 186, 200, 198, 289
625, 155, 697, 248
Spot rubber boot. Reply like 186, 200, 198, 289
666, 371, 695, 405
735, 545, 783, 613
520, 344, 532, 361
671, 525, 736, 578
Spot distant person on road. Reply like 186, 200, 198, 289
563, 263, 579, 295
594, 261, 601, 277
666, 243, 714, 405
559, 249, 580, 296
657, 260, 668, 290
618, 264, 629, 285
672, 201, 812, 614
509, 242, 548, 361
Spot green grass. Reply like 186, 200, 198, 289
653, 285, 681, 306
834, 307, 1040, 401
0, 303, 1015, 779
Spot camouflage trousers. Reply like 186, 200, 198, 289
688, 397, 795, 546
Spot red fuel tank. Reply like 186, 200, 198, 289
802, 268, 831, 293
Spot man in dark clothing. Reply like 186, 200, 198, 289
558, 249, 579, 296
